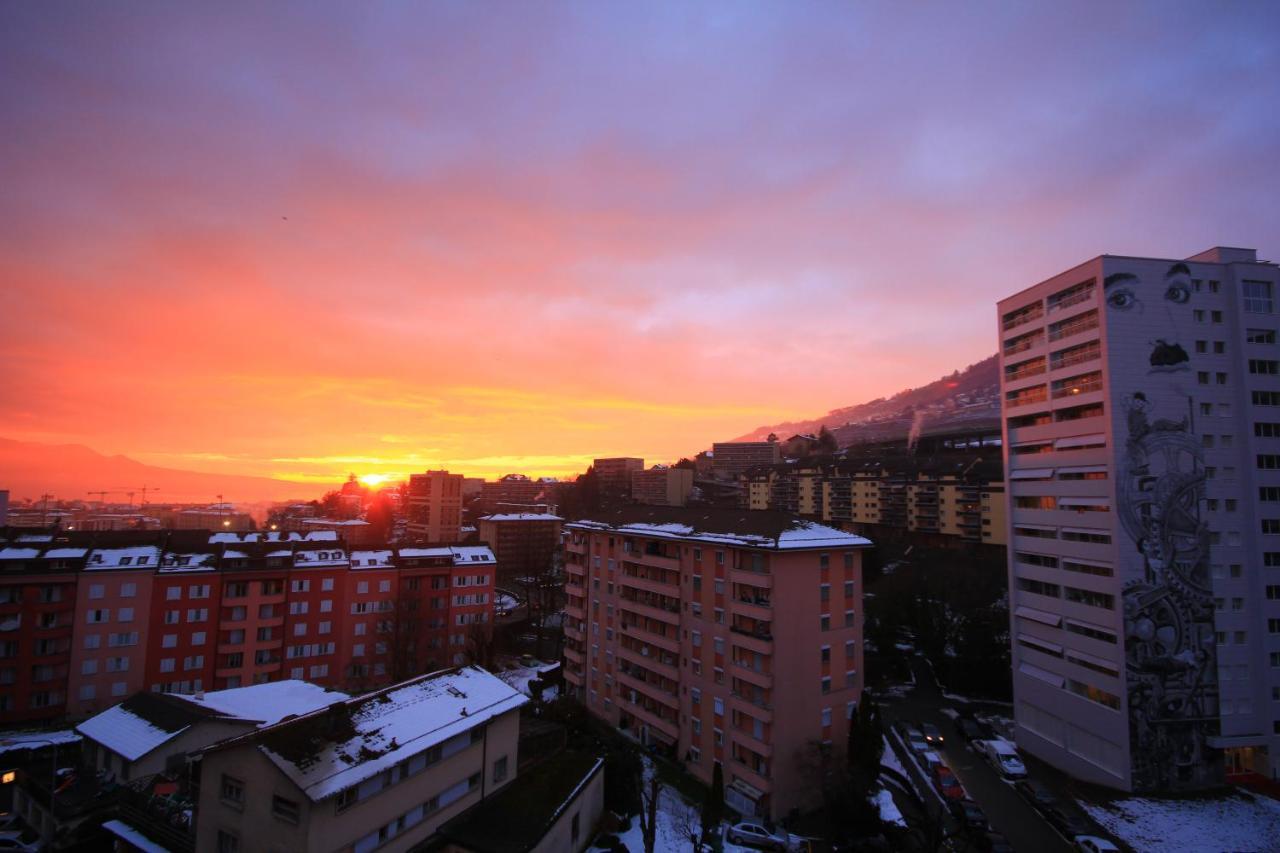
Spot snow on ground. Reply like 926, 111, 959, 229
615, 759, 700, 851
881, 736, 908, 777
1079, 791, 1280, 853
940, 707, 960, 721
873, 788, 906, 827
495, 658, 561, 700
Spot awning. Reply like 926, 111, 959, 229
1013, 523, 1057, 532
1061, 526, 1110, 536
1015, 605, 1062, 627
1019, 662, 1065, 688
1064, 556, 1114, 570
1054, 434, 1106, 450
1011, 468, 1055, 480
1058, 497, 1110, 508
1057, 465, 1108, 475
1018, 633, 1063, 655
1065, 648, 1120, 675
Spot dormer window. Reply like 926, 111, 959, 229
120, 557, 132, 566
137, 556, 149, 565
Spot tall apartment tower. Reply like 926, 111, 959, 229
406, 470, 464, 542
562, 506, 869, 819
998, 246, 1280, 791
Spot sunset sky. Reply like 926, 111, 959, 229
2, 3, 1278, 488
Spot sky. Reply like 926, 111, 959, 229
2, 2, 1278, 489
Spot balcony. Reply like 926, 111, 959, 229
617, 670, 678, 708
731, 660, 772, 689
564, 623, 583, 642
730, 756, 773, 791
216, 642, 244, 655
563, 666, 584, 685
617, 645, 679, 680
618, 694, 680, 742
618, 572, 676, 597
620, 620, 680, 653
619, 597, 680, 626
565, 582, 585, 598
564, 646, 584, 665
565, 603, 585, 620
729, 567, 772, 589
730, 728, 774, 758
730, 598, 772, 623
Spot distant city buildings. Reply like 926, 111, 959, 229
475, 474, 547, 514
741, 451, 1007, 550
712, 441, 780, 480
0, 528, 496, 725
591, 457, 644, 499
999, 246, 1280, 790
630, 465, 694, 507
406, 470, 464, 542
562, 505, 870, 819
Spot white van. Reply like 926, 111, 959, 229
981, 739, 1027, 779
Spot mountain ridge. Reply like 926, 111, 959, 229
730, 354, 1000, 447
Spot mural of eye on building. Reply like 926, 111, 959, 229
1105, 263, 1222, 791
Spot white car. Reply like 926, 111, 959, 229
981, 739, 1027, 779
726, 821, 788, 850
1074, 837, 1120, 853
907, 733, 930, 755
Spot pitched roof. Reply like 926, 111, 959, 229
76, 681, 343, 762
209, 666, 527, 801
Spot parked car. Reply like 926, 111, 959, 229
726, 821, 789, 851
981, 832, 1015, 853
1013, 779, 1059, 813
980, 739, 1027, 779
908, 733, 931, 755
0, 831, 39, 853
1044, 806, 1094, 839
956, 718, 985, 745
921, 721, 945, 746
948, 799, 988, 833
1074, 838, 1120, 853
920, 750, 944, 775
932, 765, 966, 801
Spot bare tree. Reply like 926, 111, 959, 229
465, 620, 495, 669
637, 775, 660, 853
673, 798, 705, 852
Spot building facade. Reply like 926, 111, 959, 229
0, 529, 496, 724
561, 506, 870, 819
476, 513, 564, 584
630, 466, 695, 507
196, 666, 525, 853
591, 458, 644, 499
998, 246, 1280, 790
407, 471, 464, 543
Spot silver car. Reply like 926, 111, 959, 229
726, 821, 789, 851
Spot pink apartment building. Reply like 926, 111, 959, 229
562, 506, 870, 820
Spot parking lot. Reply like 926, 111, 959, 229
879, 655, 1111, 853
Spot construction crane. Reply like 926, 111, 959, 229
87, 490, 117, 507
114, 485, 161, 510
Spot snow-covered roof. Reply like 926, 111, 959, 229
231, 666, 526, 801
86, 546, 162, 570
396, 545, 496, 565
44, 547, 88, 559
350, 550, 394, 568
0, 548, 40, 560
183, 681, 344, 727
102, 820, 169, 853
300, 518, 369, 527
0, 729, 81, 754
159, 553, 216, 573
566, 507, 871, 551
77, 681, 343, 762
294, 549, 348, 567
482, 513, 565, 522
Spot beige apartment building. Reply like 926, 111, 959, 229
630, 465, 695, 506
562, 506, 870, 820
592, 457, 645, 498
197, 666, 527, 853
406, 471, 464, 543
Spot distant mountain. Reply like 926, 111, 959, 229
732, 354, 1000, 447
0, 438, 319, 504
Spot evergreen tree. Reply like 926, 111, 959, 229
701, 761, 725, 845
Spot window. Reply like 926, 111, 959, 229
1254, 391, 1280, 407
821, 645, 831, 663
820, 614, 830, 632
217, 830, 240, 853
220, 774, 245, 808
821, 708, 832, 727
272, 795, 300, 824
493, 755, 508, 783
1250, 359, 1280, 375
118, 607, 134, 623
821, 677, 832, 694
86, 609, 109, 624
1244, 280, 1274, 313
162, 634, 177, 648
1248, 328, 1277, 344
713, 697, 724, 715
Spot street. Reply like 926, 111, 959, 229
878, 655, 1076, 853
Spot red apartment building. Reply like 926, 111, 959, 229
562, 506, 870, 820
0, 529, 496, 725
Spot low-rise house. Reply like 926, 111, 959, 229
195, 666, 527, 853
13, 680, 341, 848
